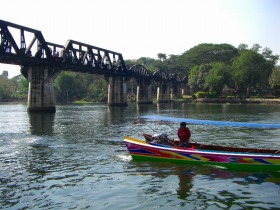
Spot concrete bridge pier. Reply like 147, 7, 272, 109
157, 84, 170, 103
136, 83, 152, 104
170, 87, 176, 100
181, 84, 189, 96
23, 66, 60, 113
170, 85, 183, 100
107, 76, 127, 106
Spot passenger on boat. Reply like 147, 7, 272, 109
151, 133, 170, 144
177, 122, 191, 147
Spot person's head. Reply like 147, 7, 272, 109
180, 122, 187, 128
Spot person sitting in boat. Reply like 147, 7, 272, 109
151, 133, 170, 144
177, 122, 191, 147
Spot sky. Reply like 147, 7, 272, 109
1, 0, 280, 78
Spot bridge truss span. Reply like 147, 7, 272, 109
0, 19, 55, 66
0, 19, 189, 111
0, 19, 127, 77
61, 39, 127, 76
0, 19, 186, 83
129, 64, 152, 83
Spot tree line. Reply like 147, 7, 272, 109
1, 43, 280, 102
126, 43, 280, 98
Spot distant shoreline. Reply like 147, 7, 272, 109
1, 98, 280, 105
193, 98, 280, 104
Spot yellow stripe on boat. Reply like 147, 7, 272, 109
264, 159, 280, 164
124, 136, 149, 145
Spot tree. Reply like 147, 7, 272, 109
232, 50, 271, 96
88, 76, 107, 102
11, 75, 28, 100
188, 64, 212, 94
269, 67, 280, 96
204, 63, 232, 95
238, 43, 248, 51
0, 73, 13, 101
250, 43, 261, 53
157, 53, 167, 61
54, 72, 78, 102
178, 43, 239, 75
164, 54, 184, 75
269, 67, 280, 87
262, 47, 279, 66
54, 71, 108, 103
18, 77, 28, 95
1, 70, 9, 78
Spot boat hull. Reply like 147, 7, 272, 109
124, 136, 280, 172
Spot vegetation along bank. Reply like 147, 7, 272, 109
1, 43, 280, 103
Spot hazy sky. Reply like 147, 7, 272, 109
1, 0, 280, 77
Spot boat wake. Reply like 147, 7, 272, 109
115, 154, 132, 162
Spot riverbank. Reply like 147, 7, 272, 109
193, 98, 280, 104
1, 97, 280, 105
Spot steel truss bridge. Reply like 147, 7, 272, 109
0, 19, 186, 84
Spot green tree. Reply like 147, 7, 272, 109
124, 42, 279, 98
188, 66, 200, 93
54, 71, 108, 103
188, 64, 211, 93
54, 72, 78, 102
232, 50, 271, 96
157, 53, 167, 61
269, 67, 280, 96
1, 70, 9, 78
11, 75, 28, 100
88, 76, 107, 102
204, 63, 232, 95
0, 71, 13, 101
238, 43, 248, 51
250, 43, 261, 53
178, 43, 239, 75
262, 47, 279, 66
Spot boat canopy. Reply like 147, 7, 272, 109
141, 115, 280, 129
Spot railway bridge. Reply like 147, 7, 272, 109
0, 20, 187, 112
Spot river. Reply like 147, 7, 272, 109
0, 103, 280, 209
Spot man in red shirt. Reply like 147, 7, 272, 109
177, 122, 191, 147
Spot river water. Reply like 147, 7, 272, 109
0, 103, 280, 209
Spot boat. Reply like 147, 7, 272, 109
124, 133, 280, 171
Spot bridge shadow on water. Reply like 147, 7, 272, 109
28, 112, 55, 136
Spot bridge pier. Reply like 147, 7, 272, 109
24, 66, 59, 113
170, 85, 183, 99
107, 76, 127, 106
170, 87, 175, 100
136, 83, 152, 104
157, 84, 170, 103
182, 85, 190, 96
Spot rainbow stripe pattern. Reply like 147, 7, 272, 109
124, 136, 280, 171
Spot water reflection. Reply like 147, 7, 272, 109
127, 160, 280, 204
105, 106, 128, 125
28, 112, 55, 135
176, 170, 195, 199
136, 104, 153, 116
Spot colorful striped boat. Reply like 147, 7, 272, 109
124, 134, 280, 171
